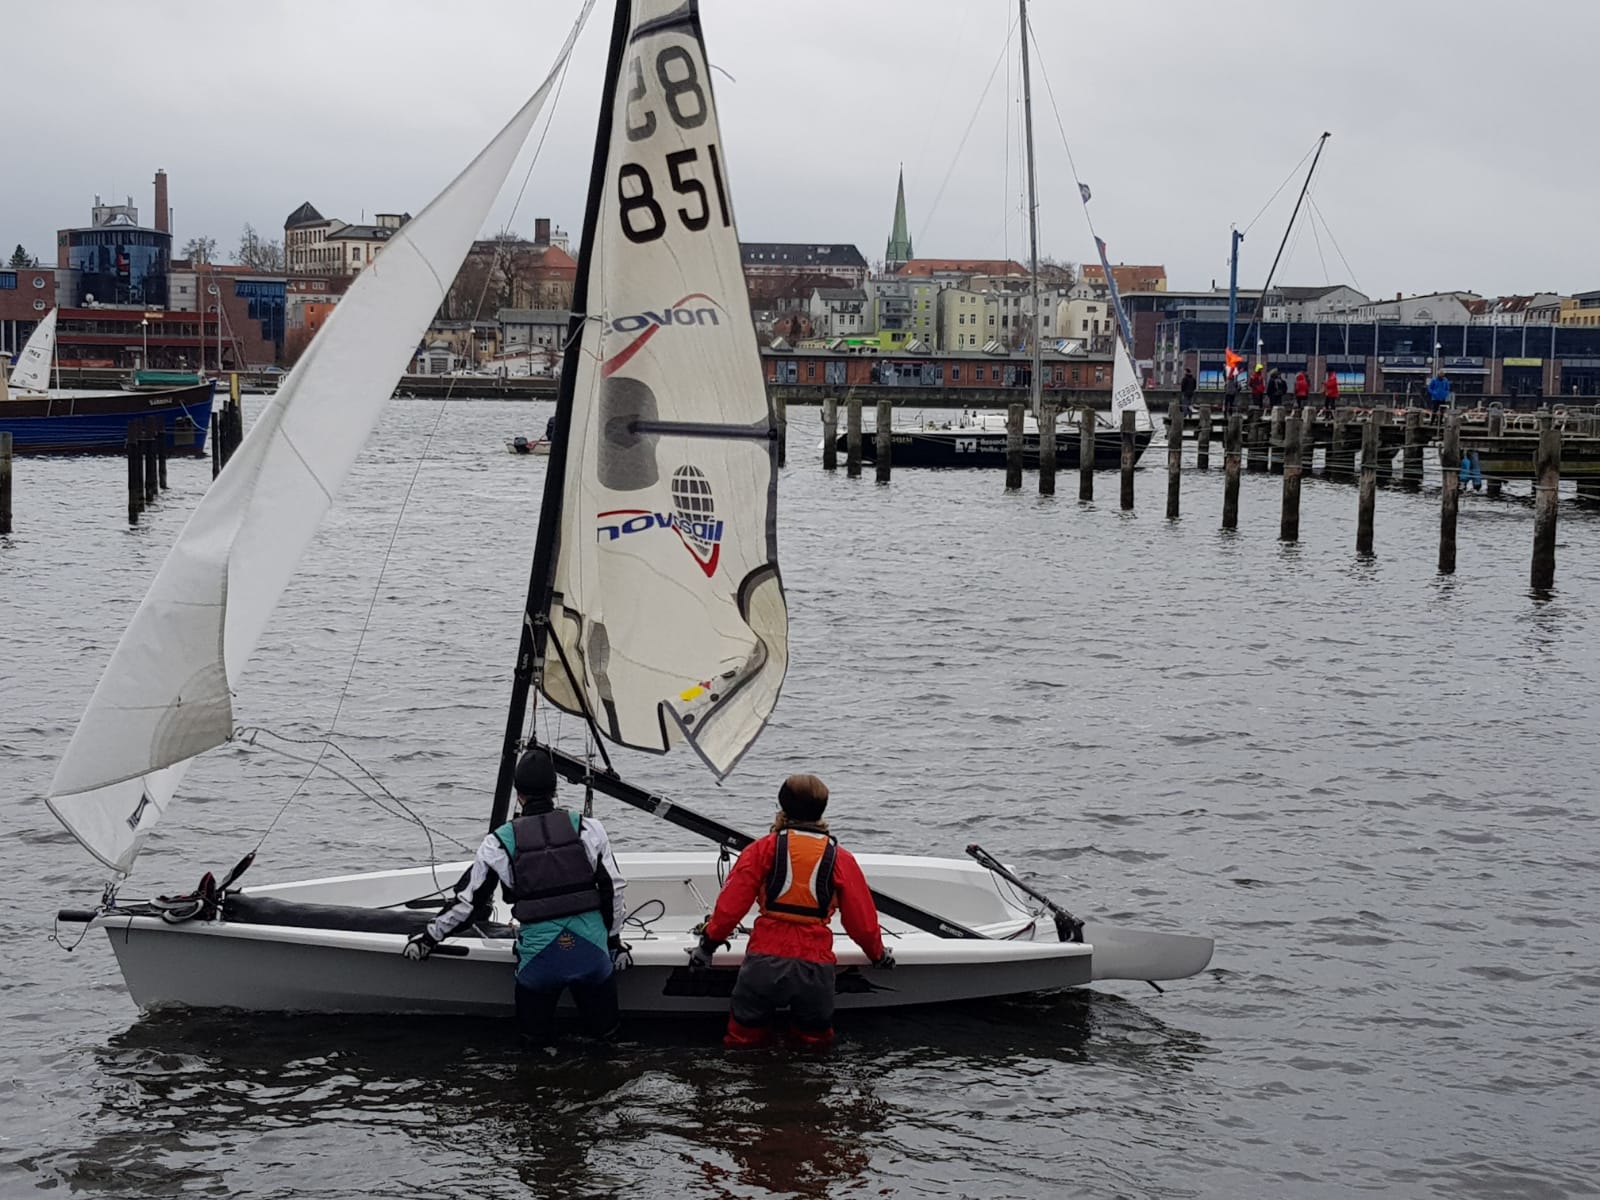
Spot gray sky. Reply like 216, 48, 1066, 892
9, 1, 1588, 299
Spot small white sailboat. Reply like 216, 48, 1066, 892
50, 0, 1211, 1016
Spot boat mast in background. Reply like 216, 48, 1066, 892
1226, 226, 1244, 374
1238, 131, 1332, 367
1018, 0, 1043, 418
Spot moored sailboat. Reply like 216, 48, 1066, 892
1, 309, 215, 455
49, 0, 1210, 1016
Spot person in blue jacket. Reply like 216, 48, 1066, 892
1427, 372, 1452, 414
401, 747, 630, 1044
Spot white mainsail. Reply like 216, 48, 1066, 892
542, 0, 787, 779
48, 3, 595, 874
1110, 337, 1152, 433
9, 309, 56, 393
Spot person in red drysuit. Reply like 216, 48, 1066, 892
690, 774, 894, 1048
1294, 371, 1310, 405
1249, 365, 1266, 409
1322, 369, 1341, 416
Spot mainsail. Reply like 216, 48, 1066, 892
9, 309, 56, 393
48, 4, 595, 874
540, 0, 787, 779
1110, 337, 1152, 433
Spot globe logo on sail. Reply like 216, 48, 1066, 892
595, 465, 725, 579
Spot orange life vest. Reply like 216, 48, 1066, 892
760, 829, 839, 924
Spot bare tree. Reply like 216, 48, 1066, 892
236, 224, 286, 271
182, 236, 218, 265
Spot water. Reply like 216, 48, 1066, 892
3, 399, 1598, 1198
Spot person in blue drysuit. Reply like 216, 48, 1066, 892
401, 748, 630, 1044
1427, 372, 1452, 414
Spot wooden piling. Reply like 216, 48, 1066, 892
1119, 410, 1135, 510
1486, 408, 1504, 497
1195, 402, 1211, 471
1280, 410, 1303, 542
1532, 409, 1560, 590
1222, 413, 1242, 530
774, 393, 787, 468
846, 394, 862, 478
211, 403, 222, 478
1246, 407, 1267, 473
1330, 407, 1350, 482
1269, 405, 1285, 475
1005, 403, 1025, 491
1038, 402, 1058, 496
1439, 413, 1461, 574
1403, 409, 1423, 489
875, 399, 893, 484
1078, 405, 1095, 501
1166, 399, 1182, 519
156, 416, 169, 490
1357, 412, 1378, 554
142, 417, 159, 505
1300, 403, 1316, 471
0, 432, 12, 536
822, 396, 838, 472
127, 426, 144, 525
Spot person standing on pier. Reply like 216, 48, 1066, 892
690, 774, 893, 1049
1180, 369, 1198, 416
1427, 371, 1452, 416
1267, 369, 1288, 409
1322, 369, 1340, 416
1224, 369, 1241, 415
1294, 370, 1310, 407
1249, 365, 1266, 409
402, 748, 631, 1046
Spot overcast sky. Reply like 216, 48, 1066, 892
8, 1, 1588, 300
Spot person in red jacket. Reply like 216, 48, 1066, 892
1294, 371, 1310, 405
1322, 369, 1340, 416
690, 774, 893, 1048
1249, 366, 1266, 409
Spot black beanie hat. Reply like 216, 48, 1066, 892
514, 748, 558, 801
778, 774, 829, 823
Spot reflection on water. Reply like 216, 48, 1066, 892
65, 993, 1207, 1199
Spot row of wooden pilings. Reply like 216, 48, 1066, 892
793, 393, 1564, 590
125, 416, 170, 525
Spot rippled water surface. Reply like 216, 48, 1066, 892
3, 399, 1598, 1198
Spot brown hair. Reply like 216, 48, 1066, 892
777, 774, 829, 822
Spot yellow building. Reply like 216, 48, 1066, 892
1559, 291, 1600, 326
939, 288, 992, 351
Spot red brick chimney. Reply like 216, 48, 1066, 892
154, 169, 170, 234
535, 217, 550, 246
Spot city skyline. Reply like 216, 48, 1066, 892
8, 1, 1590, 298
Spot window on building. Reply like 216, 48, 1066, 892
952, 365, 961, 381
0, 272, 14, 289
806, 362, 815, 379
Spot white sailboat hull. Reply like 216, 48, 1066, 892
84, 852, 1183, 1016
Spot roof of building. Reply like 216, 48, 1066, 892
498, 308, 571, 325
1081, 262, 1167, 292
813, 287, 867, 302
325, 223, 397, 242
284, 202, 326, 228
1270, 284, 1353, 301
895, 258, 1028, 278
885, 168, 914, 267
741, 243, 868, 270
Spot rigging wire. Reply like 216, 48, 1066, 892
1308, 194, 1364, 294
1307, 181, 1331, 285
1238, 137, 1322, 237
250, 16, 581, 860
914, 12, 1019, 252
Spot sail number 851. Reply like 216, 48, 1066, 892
619, 46, 730, 244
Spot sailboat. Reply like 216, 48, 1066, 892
49, 0, 1211, 1016
840, 4, 1154, 473
1, 308, 216, 455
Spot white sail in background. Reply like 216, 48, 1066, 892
10, 309, 56, 393
1110, 337, 1152, 433
48, 4, 595, 874
543, 0, 787, 779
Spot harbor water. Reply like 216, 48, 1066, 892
2, 399, 1597, 1198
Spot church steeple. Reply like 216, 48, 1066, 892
884, 166, 913, 270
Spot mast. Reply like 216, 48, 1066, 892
1226, 227, 1243, 373
1239, 131, 1331, 368
1018, 0, 1042, 417
487, 0, 634, 831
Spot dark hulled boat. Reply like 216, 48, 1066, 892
0, 382, 216, 455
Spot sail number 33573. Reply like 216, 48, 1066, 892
619, 45, 730, 244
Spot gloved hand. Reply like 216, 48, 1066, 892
687, 935, 721, 971
874, 947, 896, 970
402, 930, 438, 961
609, 934, 633, 972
